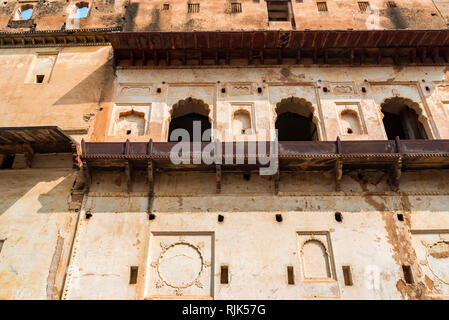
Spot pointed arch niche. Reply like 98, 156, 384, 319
168, 97, 212, 142
274, 97, 320, 141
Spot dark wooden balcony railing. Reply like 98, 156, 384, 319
81, 138, 449, 161
80, 138, 449, 193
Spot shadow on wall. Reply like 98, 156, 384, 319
53, 58, 114, 105
385, 7, 408, 29
0, 170, 74, 216
124, 2, 139, 32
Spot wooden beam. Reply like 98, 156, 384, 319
130, 51, 135, 66
409, 48, 417, 63
142, 50, 147, 66
153, 50, 159, 66
166, 50, 171, 66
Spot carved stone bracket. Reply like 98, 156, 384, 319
125, 160, 132, 192
335, 136, 343, 191
389, 156, 403, 191
81, 159, 91, 193
389, 136, 403, 191
216, 164, 221, 194
148, 160, 154, 195
273, 169, 280, 195
335, 158, 343, 192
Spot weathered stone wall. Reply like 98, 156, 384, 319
52, 169, 449, 300
91, 66, 449, 142
0, 45, 113, 143
0, 165, 77, 299
0, 0, 446, 33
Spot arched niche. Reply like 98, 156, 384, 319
232, 110, 252, 135
340, 109, 362, 135
274, 97, 319, 141
168, 97, 212, 142
301, 239, 332, 280
380, 97, 430, 140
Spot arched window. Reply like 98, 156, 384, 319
340, 110, 362, 135
301, 240, 331, 279
168, 98, 211, 142
381, 97, 428, 140
275, 97, 317, 141
75, 2, 89, 19
14, 4, 33, 21
233, 110, 252, 135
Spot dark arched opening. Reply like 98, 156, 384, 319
168, 98, 211, 142
381, 98, 427, 140
275, 97, 317, 141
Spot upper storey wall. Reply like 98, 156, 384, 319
0, 0, 447, 33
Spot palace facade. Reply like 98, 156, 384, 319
1, 0, 449, 299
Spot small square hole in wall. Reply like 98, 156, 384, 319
129, 266, 138, 284
220, 265, 229, 284
397, 213, 404, 221
287, 266, 295, 285
402, 265, 414, 284
162, 3, 170, 10
36, 74, 44, 83
317, 2, 328, 12
342, 266, 353, 286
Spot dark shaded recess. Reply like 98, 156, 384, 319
383, 112, 406, 140
53, 58, 114, 105
168, 113, 211, 142
123, 2, 139, 31
1, 154, 14, 169
275, 112, 316, 141
146, 8, 160, 31
386, 7, 407, 29
34, 1, 67, 16
382, 107, 427, 140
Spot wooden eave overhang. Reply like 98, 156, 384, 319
0, 126, 79, 167
1, 29, 449, 66
111, 29, 449, 66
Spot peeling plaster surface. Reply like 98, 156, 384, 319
0, 0, 448, 32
